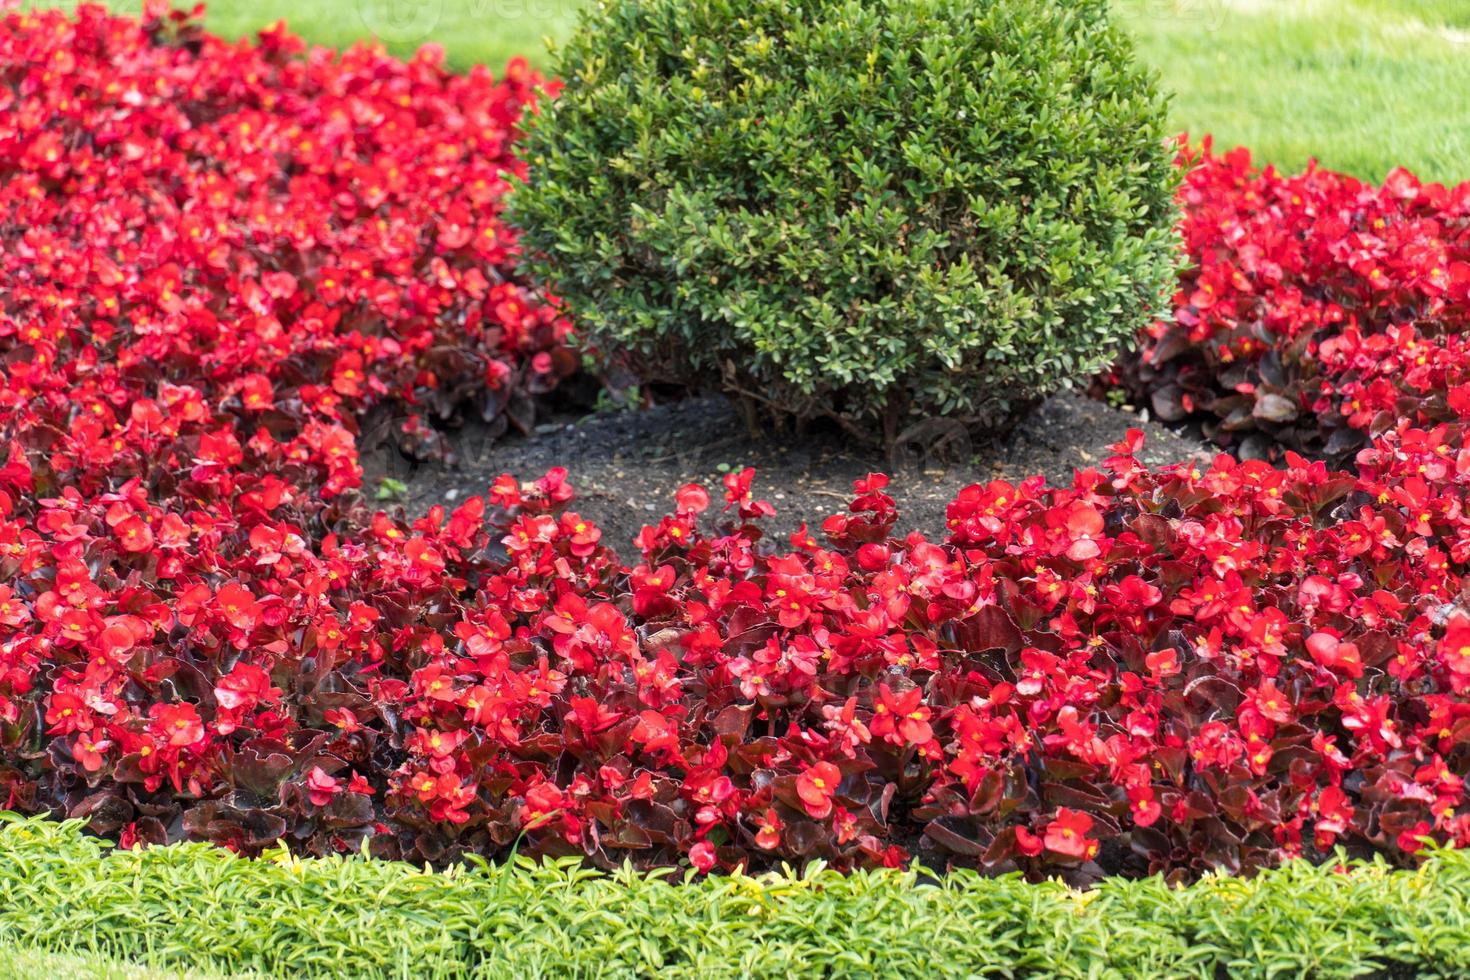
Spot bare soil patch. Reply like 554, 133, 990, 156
371, 392, 1210, 552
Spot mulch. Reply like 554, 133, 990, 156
370, 391, 1212, 552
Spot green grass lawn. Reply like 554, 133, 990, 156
37, 0, 578, 74
36, 0, 1470, 182
0, 945, 214, 979
1113, 0, 1470, 181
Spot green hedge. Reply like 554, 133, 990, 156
2, 814, 1470, 978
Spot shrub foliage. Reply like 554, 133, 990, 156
510, 0, 1179, 445
6, 815, 1470, 979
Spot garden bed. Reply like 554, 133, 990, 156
10, 1, 1470, 977
6, 0, 1470, 903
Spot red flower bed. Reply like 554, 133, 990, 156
6, 6, 1470, 884
0, 3, 570, 480
1125, 139, 1470, 462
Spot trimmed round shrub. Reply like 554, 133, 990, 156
510, 0, 1180, 446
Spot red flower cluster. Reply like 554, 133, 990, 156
0, 2, 570, 483
1124, 139, 1470, 462
13, 382, 1470, 880
0, 3, 580, 854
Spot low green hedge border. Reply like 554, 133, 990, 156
2, 814, 1469, 978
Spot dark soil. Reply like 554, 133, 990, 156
371, 391, 1211, 551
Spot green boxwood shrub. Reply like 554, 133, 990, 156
510, 0, 1180, 446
